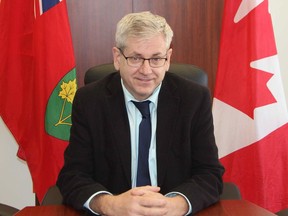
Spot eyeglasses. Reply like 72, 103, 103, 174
118, 48, 167, 68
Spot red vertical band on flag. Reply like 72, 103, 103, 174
0, 0, 76, 201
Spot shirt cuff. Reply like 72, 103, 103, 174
165, 191, 192, 215
83, 191, 112, 215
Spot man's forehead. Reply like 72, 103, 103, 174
127, 50, 165, 56
124, 36, 167, 55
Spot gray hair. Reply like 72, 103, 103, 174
115, 11, 173, 49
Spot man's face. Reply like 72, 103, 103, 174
113, 34, 172, 101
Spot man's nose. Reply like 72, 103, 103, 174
140, 59, 152, 74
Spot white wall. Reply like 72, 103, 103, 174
0, 117, 35, 209
270, 0, 288, 102
0, 0, 287, 210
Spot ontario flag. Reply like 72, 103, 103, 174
213, 0, 288, 213
0, 0, 77, 201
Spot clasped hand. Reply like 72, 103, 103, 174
90, 186, 188, 216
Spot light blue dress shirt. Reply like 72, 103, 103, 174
122, 79, 160, 187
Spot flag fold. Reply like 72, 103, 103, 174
0, 0, 77, 201
213, 0, 288, 212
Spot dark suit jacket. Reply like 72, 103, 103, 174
57, 72, 224, 215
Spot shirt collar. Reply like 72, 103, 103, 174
121, 79, 161, 106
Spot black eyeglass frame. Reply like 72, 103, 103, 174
117, 48, 168, 68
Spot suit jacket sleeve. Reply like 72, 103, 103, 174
57, 73, 132, 210
156, 73, 224, 214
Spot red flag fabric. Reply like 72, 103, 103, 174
0, 0, 77, 201
213, 0, 288, 212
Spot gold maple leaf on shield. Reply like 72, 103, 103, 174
54, 79, 77, 127
58, 79, 77, 103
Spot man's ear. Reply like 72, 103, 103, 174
112, 47, 121, 71
165, 48, 173, 71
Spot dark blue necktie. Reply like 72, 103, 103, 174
132, 100, 151, 186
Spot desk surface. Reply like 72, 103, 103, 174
195, 200, 276, 216
15, 205, 82, 216
15, 200, 276, 216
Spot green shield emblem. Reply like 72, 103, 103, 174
45, 68, 77, 141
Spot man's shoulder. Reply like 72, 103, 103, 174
78, 72, 121, 93
164, 72, 208, 93
74, 72, 122, 104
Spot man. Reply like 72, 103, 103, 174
57, 11, 224, 215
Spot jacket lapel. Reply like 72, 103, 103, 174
105, 74, 132, 186
103, 73, 181, 187
156, 76, 180, 186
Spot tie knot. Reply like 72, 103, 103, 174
132, 100, 151, 118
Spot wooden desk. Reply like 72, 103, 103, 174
195, 200, 276, 216
15, 205, 83, 216
15, 200, 276, 216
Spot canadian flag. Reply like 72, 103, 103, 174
213, 0, 288, 213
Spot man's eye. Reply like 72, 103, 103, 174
130, 57, 142, 62
150, 58, 163, 64
151, 58, 161, 62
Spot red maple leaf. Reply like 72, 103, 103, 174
214, 0, 277, 119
